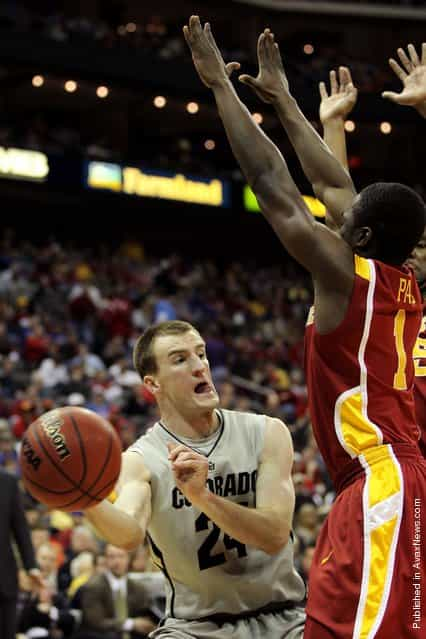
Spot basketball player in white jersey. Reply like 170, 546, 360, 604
85, 320, 305, 638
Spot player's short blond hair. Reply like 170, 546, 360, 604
133, 320, 198, 378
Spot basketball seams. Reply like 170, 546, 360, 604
85, 428, 114, 495
69, 413, 87, 486
20, 407, 122, 511
32, 421, 99, 502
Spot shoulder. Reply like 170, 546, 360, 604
221, 408, 266, 427
262, 417, 293, 459
84, 573, 108, 592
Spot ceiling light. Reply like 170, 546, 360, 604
64, 80, 77, 93
96, 86, 109, 98
154, 96, 167, 108
187, 102, 199, 114
32, 75, 44, 87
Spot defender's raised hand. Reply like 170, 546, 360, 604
183, 15, 240, 88
382, 43, 426, 116
319, 67, 358, 124
239, 29, 289, 104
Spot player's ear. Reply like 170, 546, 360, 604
354, 226, 372, 249
144, 375, 160, 394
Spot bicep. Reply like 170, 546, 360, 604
317, 184, 356, 230
256, 418, 295, 523
114, 451, 152, 528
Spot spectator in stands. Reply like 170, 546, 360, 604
58, 525, 99, 593
76, 544, 158, 638
0, 468, 43, 639
67, 550, 96, 608
299, 543, 316, 587
294, 503, 320, 550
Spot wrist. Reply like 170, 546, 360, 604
321, 116, 345, 127
272, 91, 296, 111
211, 76, 233, 92
188, 487, 211, 509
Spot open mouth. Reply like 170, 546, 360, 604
194, 382, 213, 395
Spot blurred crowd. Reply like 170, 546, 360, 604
0, 1, 409, 95
0, 230, 332, 636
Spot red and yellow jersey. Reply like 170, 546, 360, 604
305, 255, 422, 487
413, 304, 426, 457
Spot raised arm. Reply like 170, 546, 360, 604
168, 417, 295, 555
84, 450, 152, 550
239, 29, 356, 224
183, 16, 353, 291
382, 43, 426, 118
319, 67, 357, 172
319, 67, 358, 228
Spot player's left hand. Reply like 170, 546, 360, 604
382, 43, 426, 116
183, 15, 240, 89
239, 29, 290, 104
319, 67, 358, 124
168, 443, 209, 504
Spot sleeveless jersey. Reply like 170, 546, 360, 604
128, 408, 305, 620
304, 255, 422, 487
413, 303, 426, 457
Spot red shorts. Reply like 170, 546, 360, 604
304, 446, 426, 638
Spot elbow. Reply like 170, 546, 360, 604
261, 528, 291, 556
117, 526, 144, 552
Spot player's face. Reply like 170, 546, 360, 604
406, 231, 426, 285
149, 330, 219, 414
105, 545, 130, 577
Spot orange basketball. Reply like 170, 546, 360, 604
19, 406, 122, 511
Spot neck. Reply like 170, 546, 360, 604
159, 407, 220, 440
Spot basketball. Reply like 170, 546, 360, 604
19, 406, 122, 511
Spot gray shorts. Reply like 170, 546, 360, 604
149, 606, 305, 639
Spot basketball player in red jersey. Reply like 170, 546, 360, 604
384, 43, 426, 459
317, 43, 426, 461
185, 17, 426, 638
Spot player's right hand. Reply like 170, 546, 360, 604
168, 443, 209, 505
183, 16, 240, 89
382, 43, 426, 117
319, 67, 358, 124
239, 29, 290, 104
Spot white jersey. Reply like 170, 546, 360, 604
128, 408, 305, 621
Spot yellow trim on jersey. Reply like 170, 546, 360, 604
354, 446, 403, 639
355, 255, 371, 281
414, 315, 426, 377
336, 391, 381, 457
333, 257, 402, 638
363, 446, 401, 508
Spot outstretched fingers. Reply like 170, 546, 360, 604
330, 70, 338, 95
338, 66, 352, 89
204, 22, 220, 56
389, 57, 407, 82
407, 43, 420, 66
319, 81, 328, 100
397, 46, 413, 73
